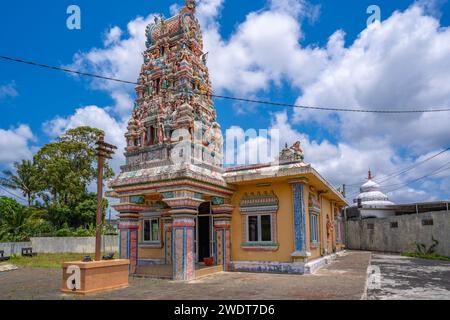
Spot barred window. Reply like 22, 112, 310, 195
247, 215, 272, 242
310, 213, 319, 244
143, 218, 160, 242
248, 216, 258, 242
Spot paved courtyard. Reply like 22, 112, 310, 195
0, 251, 369, 300
368, 253, 450, 300
1, 251, 449, 300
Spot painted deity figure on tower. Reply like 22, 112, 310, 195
123, 0, 222, 167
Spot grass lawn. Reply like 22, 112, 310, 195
4, 253, 116, 268
402, 252, 450, 262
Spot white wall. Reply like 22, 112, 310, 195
0, 242, 31, 256
346, 211, 450, 257
30, 236, 119, 253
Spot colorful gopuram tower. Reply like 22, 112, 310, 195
108, 0, 234, 280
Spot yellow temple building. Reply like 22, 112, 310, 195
107, 0, 347, 280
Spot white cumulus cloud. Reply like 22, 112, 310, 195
44, 106, 127, 174
68, 14, 157, 118
0, 124, 35, 165
294, 5, 450, 153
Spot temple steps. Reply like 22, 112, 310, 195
132, 264, 223, 280
134, 264, 173, 279
195, 265, 223, 279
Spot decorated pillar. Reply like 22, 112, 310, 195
171, 215, 196, 280
164, 195, 203, 281
114, 201, 147, 273
161, 216, 173, 264
212, 201, 233, 271
117, 212, 141, 274
331, 201, 337, 252
288, 178, 311, 262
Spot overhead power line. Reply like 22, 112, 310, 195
377, 148, 450, 185
383, 161, 450, 189
347, 160, 450, 199
0, 55, 137, 85
0, 185, 27, 202
386, 164, 450, 194
2, 54, 450, 114
344, 147, 450, 189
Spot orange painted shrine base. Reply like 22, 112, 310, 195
61, 259, 130, 295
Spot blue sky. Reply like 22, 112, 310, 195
1, 0, 449, 204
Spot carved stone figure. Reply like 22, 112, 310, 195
157, 121, 165, 143
278, 141, 305, 163
290, 141, 304, 161
122, 0, 220, 167
326, 215, 334, 239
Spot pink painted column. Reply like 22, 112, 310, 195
164, 196, 203, 281
162, 217, 173, 265
212, 204, 233, 271
172, 215, 196, 280
117, 213, 141, 274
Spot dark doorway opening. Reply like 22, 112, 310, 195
198, 202, 211, 263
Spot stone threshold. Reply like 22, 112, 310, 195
194, 265, 223, 280
231, 250, 346, 275
133, 262, 224, 280
304, 250, 346, 274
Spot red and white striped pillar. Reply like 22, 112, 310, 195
212, 204, 233, 271
117, 213, 141, 274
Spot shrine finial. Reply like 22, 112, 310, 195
185, 0, 196, 12
368, 169, 373, 180
278, 141, 304, 163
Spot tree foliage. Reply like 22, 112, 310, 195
0, 197, 49, 241
1, 160, 40, 206
34, 126, 114, 208
0, 126, 115, 239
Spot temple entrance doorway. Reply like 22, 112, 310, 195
196, 202, 212, 263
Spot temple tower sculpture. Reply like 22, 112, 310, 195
125, 0, 223, 169
109, 0, 234, 280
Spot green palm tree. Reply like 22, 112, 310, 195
0, 160, 40, 206
0, 197, 44, 241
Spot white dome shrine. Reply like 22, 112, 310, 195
353, 170, 394, 217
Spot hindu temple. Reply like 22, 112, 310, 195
107, 0, 347, 280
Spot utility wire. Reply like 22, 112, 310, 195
0, 55, 137, 85
383, 161, 450, 189
0, 185, 27, 202
347, 161, 450, 199
385, 165, 450, 194
3, 54, 450, 197
377, 148, 450, 185
343, 147, 450, 188
2, 54, 450, 114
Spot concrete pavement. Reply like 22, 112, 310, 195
368, 253, 450, 300
0, 251, 370, 300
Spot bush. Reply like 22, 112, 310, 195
72, 224, 96, 237
0, 199, 52, 241
31, 220, 56, 236
72, 228, 91, 236
103, 223, 118, 235
55, 223, 72, 237
414, 237, 439, 255
51, 223, 100, 237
